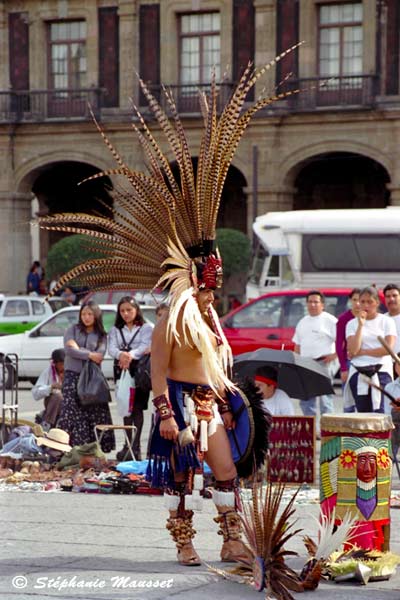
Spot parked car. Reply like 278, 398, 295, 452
0, 295, 68, 336
221, 288, 370, 356
0, 304, 155, 387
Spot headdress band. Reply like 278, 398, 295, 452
255, 376, 278, 388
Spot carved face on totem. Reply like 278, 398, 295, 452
356, 451, 377, 483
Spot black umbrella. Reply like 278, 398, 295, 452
233, 348, 334, 400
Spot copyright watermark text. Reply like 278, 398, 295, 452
12, 575, 174, 591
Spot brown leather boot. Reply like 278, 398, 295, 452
166, 509, 201, 566
214, 505, 252, 563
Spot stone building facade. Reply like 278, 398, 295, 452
0, 0, 399, 293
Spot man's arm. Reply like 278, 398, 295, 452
150, 314, 179, 441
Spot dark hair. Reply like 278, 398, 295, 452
383, 283, 400, 296
306, 290, 325, 303
156, 302, 169, 316
51, 348, 65, 363
359, 286, 380, 303
255, 366, 278, 382
78, 301, 106, 337
349, 287, 361, 299
115, 296, 144, 329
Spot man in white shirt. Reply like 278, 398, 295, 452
292, 291, 338, 425
383, 283, 400, 355
254, 366, 295, 416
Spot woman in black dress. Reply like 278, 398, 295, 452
57, 301, 115, 452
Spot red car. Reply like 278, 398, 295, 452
221, 288, 359, 356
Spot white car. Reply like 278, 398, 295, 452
0, 304, 155, 387
0, 295, 63, 336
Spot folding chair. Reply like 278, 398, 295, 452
94, 424, 137, 461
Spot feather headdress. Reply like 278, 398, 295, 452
39, 47, 301, 391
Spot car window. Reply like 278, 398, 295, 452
142, 308, 157, 325
32, 300, 46, 316
324, 295, 349, 317
48, 299, 69, 312
102, 310, 116, 332
4, 300, 29, 317
37, 312, 79, 337
283, 297, 307, 328
231, 296, 284, 328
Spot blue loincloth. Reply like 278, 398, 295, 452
146, 379, 202, 488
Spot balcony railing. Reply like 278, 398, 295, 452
144, 82, 236, 115
0, 88, 105, 123
0, 76, 379, 124
286, 74, 377, 110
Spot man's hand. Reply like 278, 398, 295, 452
340, 371, 348, 383
160, 417, 179, 441
222, 411, 235, 430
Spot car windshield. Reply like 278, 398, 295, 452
35, 309, 117, 337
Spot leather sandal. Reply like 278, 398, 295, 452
177, 542, 201, 566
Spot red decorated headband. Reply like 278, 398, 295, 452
255, 375, 278, 387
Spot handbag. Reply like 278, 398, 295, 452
132, 353, 152, 393
77, 361, 112, 407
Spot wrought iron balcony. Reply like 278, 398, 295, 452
0, 88, 105, 123
285, 74, 378, 111
143, 82, 236, 115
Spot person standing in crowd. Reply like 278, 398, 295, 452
254, 366, 295, 416
335, 288, 361, 401
108, 296, 153, 461
292, 290, 338, 428
57, 301, 115, 452
32, 348, 65, 430
383, 283, 400, 355
345, 286, 396, 413
155, 302, 169, 321
61, 286, 77, 306
26, 262, 41, 295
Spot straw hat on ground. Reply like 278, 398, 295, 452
36, 428, 72, 452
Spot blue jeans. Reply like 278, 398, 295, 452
299, 395, 335, 416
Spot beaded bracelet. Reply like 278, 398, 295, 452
153, 394, 173, 420
216, 395, 232, 415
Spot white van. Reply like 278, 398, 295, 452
247, 208, 400, 299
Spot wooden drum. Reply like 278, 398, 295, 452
320, 412, 394, 551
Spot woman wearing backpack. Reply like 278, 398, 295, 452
108, 296, 153, 460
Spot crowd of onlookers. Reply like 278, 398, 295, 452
31, 277, 400, 455
290, 285, 400, 435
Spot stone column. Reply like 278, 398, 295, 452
387, 183, 400, 206
254, 0, 276, 96
0, 191, 33, 294
118, 0, 138, 110
0, 3, 8, 89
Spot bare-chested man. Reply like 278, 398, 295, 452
149, 287, 250, 566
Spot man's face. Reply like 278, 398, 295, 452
196, 289, 215, 312
384, 288, 400, 316
307, 294, 324, 316
356, 451, 377, 483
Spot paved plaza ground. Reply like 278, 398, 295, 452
1, 386, 399, 599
